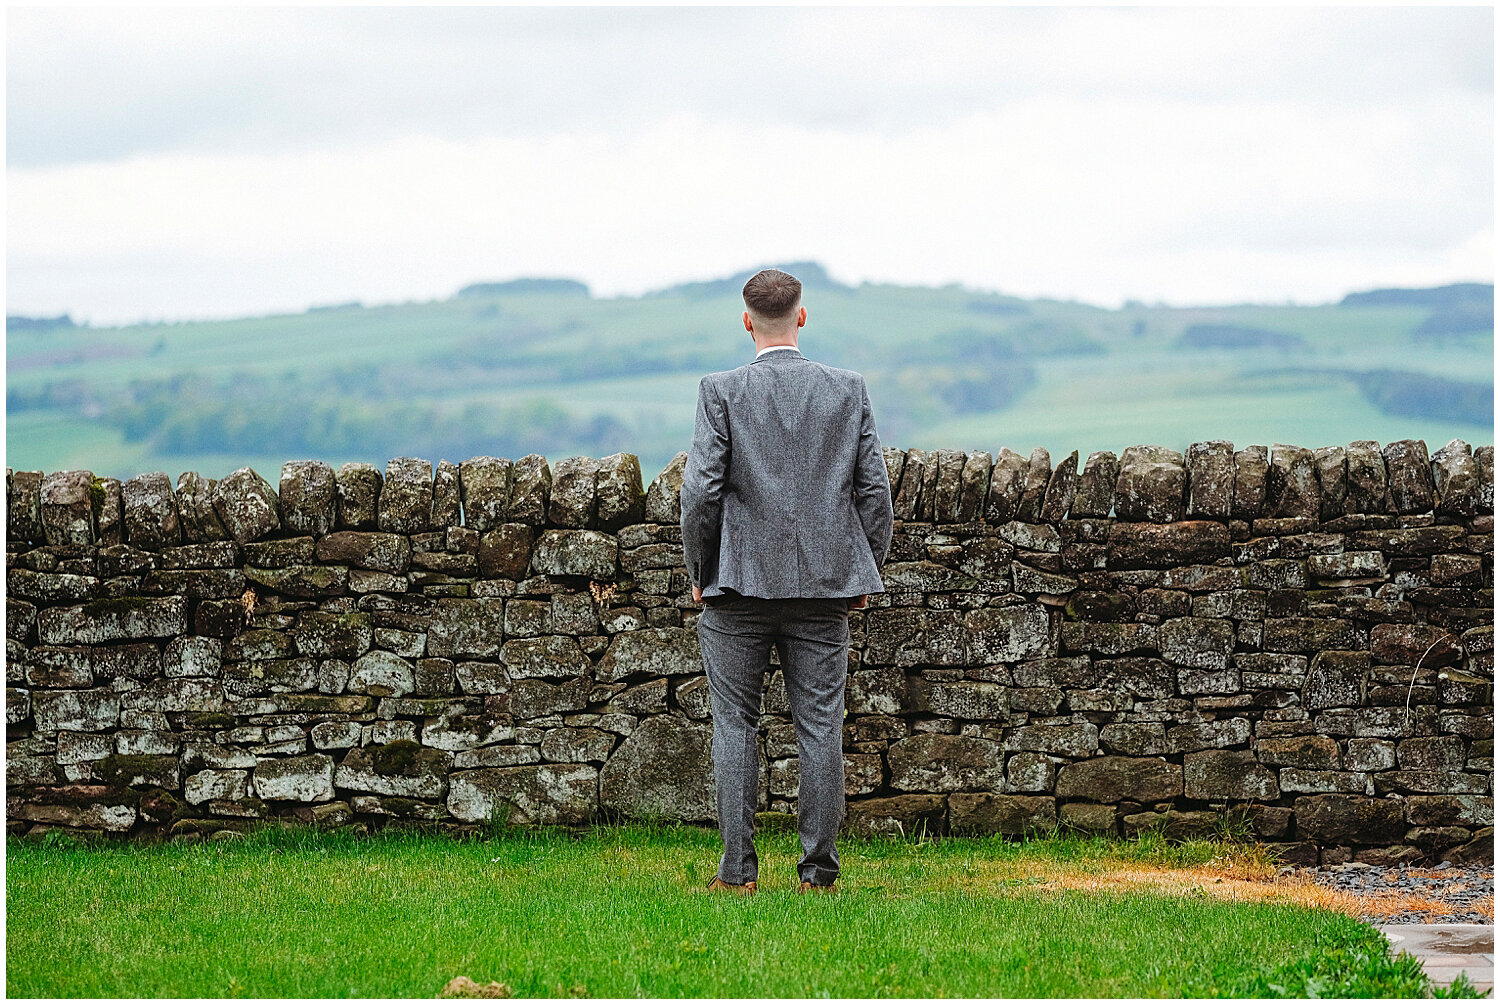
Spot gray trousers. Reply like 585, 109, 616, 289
695, 593, 851, 886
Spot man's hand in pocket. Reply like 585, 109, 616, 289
850, 594, 867, 609
692, 585, 704, 605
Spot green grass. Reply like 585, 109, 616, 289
5, 823, 1474, 999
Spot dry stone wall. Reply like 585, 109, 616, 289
5, 438, 1494, 865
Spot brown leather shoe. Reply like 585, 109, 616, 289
706, 876, 757, 895
798, 880, 836, 894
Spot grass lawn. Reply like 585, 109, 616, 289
4, 823, 1481, 999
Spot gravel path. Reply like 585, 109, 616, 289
1288, 862, 1495, 924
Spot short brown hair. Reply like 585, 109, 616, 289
742, 269, 802, 322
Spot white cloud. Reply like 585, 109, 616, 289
5, 7, 1491, 321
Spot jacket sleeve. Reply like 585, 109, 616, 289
680, 375, 730, 588
852, 375, 895, 570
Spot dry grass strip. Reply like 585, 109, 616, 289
952, 851, 1494, 923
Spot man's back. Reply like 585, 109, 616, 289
680, 347, 894, 599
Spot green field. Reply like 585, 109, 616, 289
6, 267, 1491, 482
6, 824, 1476, 999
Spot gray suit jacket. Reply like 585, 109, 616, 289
680, 347, 895, 599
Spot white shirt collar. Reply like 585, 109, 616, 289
755, 344, 799, 358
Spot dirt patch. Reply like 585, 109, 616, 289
950, 855, 1494, 924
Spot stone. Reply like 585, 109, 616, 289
1382, 439, 1434, 514
549, 456, 600, 528
25, 646, 95, 688
1231, 445, 1269, 519
929, 448, 967, 523
1294, 793, 1406, 844
252, 753, 334, 802
1263, 617, 1357, 653
121, 471, 181, 549
1255, 735, 1341, 770
310, 721, 363, 750
1059, 622, 1158, 656
888, 734, 1005, 792
1107, 521, 1230, 569
184, 768, 249, 804
1186, 440, 1235, 519
1370, 623, 1463, 667
531, 530, 618, 578
596, 628, 700, 682
14, 785, 137, 831
1279, 768, 1369, 794
32, 688, 120, 732
1396, 736, 1467, 771
956, 450, 992, 522
222, 656, 319, 695
348, 651, 415, 696
1267, 444, 1321, 518
1183, 749, 1278, 801
124, 677, 227, 713
336, 462, 382, 529
8, 469, 44, 543
965, 605, 1052, 663
599, 716, 714, 821
453, 661, 507, 694
38, 596, 187, 645
1475, 445, 1494, 510
1114, 445, 1186, 523
378, 457, 433, 534
457, 456, 512, 532
1165, 718, 1251, 753
426, 599, 506, 659
450, 764, 596, 826
1314, 446, 1348, 520
334, 743, 451, 798
8, 569, 99, 604
431, 460, 462, 527
1056, 756, 1182, 803
1307, 551, 1387, 582
916, 681, 1009, 720
211, 467, 281, 543
596, 453, 646, 531
1005, 751, 1055, 791
500, 635, 591, 679
949, 793, 1056, 836
982, 448, 1025, 523
842, 794, 947, 838
892, 449, 928, 521
1305, 651, 1370, 709
1039, 450, 1079, 522
644, 452, 688, 524
176, 472, 229, 543
1342, 441, 1387, 514
506, 677, 591, 719
1100, 723, 1167, 756
244, 564, 347, 598
1059, 802, 1117, 834
290, 611, 373, 659
40, 470, 95, 545
506, 454, 551, 525
1014, 447, 1051, 523
278, 460, 337, 537
1404, 794, 1493, 828
541, 726, 615, 763
1004, 722, 1099, 757
1159, 617, 1235, 669
1072, 450, 1120, 518
314, 531, 410, 574
478, 525, 535, 579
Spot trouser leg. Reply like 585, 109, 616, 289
776, 597, 851, 885
695, 599, 772, 885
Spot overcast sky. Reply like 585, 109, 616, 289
7, 6, 1493, 325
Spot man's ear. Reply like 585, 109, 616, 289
743, 310, 754, 334
796, 306, 807, 328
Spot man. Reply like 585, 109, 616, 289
680, 267, 895, 896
